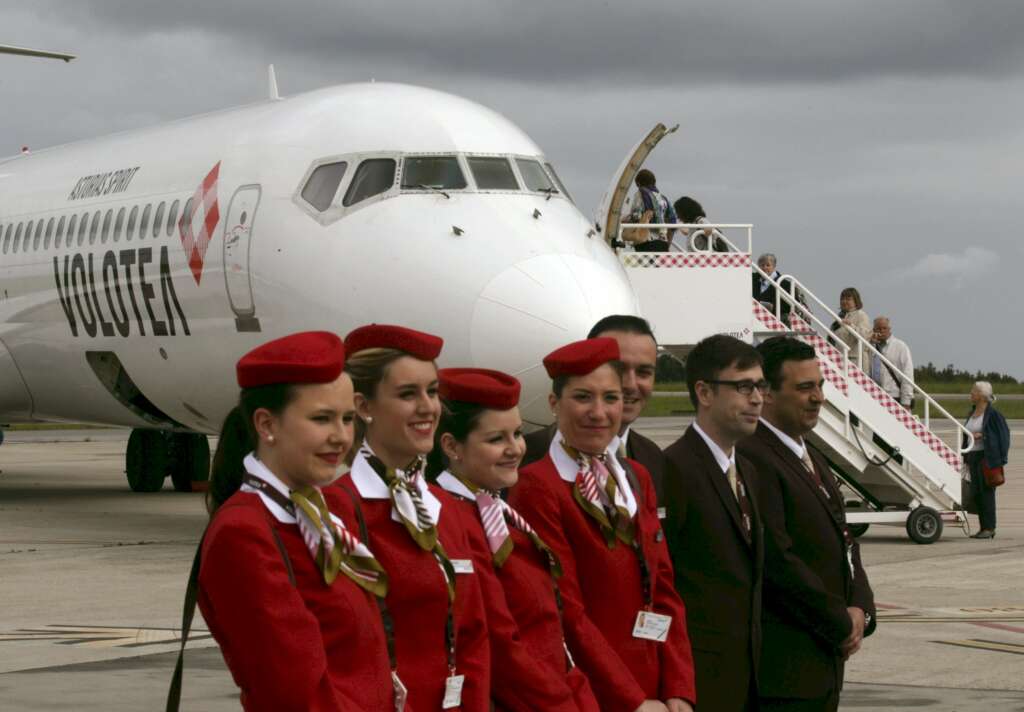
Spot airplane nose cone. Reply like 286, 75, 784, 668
471, 254, 639, 425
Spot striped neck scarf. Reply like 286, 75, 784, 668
561, 441, 635, 547
454, 475, 561, 576
241, 455, 387, 596
361, 446, 456, 602
291, 485, 389, 597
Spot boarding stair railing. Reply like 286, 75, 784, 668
752, 265, 973, 543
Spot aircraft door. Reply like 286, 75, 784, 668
222, 184, 261, 332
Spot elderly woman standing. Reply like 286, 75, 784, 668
964, 381, 1010, 539
830, 287, 872, 368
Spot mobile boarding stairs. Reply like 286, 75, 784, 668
617, 223, 972, 544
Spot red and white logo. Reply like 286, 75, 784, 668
179, 162, 221, 285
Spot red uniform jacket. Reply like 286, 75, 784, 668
198, 490, 396, 711
334, 474, 491, 712
509, 452, 696, 712
443, 489, 600, 712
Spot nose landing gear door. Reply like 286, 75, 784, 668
223, 184, 261, 333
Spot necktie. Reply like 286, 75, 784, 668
800, 449, 830, 499
726, 462, 753, 537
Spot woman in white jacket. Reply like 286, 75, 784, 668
831, 287, 872, 368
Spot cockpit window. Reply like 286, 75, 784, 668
467, 157, 520, 190
402, 156, 466, 190
302, 161, 348, 212
516, 159, 557, 194
343, 159, 396, 207
544, 163, 573, 203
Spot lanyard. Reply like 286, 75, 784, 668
611, 458, 654, 609
341, 483, 458, 676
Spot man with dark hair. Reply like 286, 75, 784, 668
523, 315, 667, 501
624, 169, 677, 253
663, 334, 766, 712
738, 336, 876, 712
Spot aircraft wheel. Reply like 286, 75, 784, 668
125, 429, 169, 492
169, 434, 211, 492
906, 506, 943, 545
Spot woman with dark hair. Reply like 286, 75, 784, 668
830, 287, 872, 368
432, 367, 600, 712
334, 324, 491, 711
964, 381, 1011, 539
193, 331, 398, 711
509, 339, 696, 712
672, 196, 727, 252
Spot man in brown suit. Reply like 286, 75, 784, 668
738, 336, 876, 712
664, 334, 766, 712
523, 315, 667, 501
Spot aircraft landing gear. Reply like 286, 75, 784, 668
169, 433, 211, 492
125, 430, 210, 493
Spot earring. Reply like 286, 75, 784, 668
267, 435, 275, 444
364, 416, 374, 424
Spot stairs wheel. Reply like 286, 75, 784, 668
125, 429, 169, 492
169, 433, 211, 492
849, 523, 870, 538
906, 506, 943, 545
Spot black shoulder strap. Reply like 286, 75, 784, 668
166, 510, 295, 712
881, 358, 903, 389
337, 484, 398, 672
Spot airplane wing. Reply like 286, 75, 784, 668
0, 44, 75, 62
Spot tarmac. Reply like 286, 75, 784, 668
1, 419, 1022, 711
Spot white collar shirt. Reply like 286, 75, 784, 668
691, 422, 736, 475
349, 443, 442, 525
240, 452, 296, 524
759, 417, 807, 462
436, 470, 475, 501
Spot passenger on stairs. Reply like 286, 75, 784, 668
829, 287, 872, 368
868, 317, 914, 409
753, 254, 805, 326
625, 169, 676, 252
671, 196, 728, 252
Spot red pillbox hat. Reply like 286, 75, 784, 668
237, 331, 345, 388
344, 324, 443, 361
542, 337, 620, 378
439, 368, 521, 410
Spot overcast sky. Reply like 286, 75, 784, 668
3, 1, 1022, 379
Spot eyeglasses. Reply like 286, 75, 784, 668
705, 379, 770, 396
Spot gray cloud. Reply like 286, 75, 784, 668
29, 0, 1024, 85
3, 2, 1023, 377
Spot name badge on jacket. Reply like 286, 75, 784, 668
450, 559, 474, 574
632, 610, 672, 642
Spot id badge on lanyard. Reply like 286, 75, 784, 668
442, 670, 465, 709
633, 609, 672, 642
392, 671, 408, 712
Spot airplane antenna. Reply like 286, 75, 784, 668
268, 64, 281, 101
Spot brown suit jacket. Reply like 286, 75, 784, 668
663, 426, 764, 711
738, 422, 876, 700
523, 425, 666, 503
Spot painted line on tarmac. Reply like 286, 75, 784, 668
0, 624, 212, 649
933, 639, 1024, 655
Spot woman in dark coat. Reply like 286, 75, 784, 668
963, 381, 1010, 539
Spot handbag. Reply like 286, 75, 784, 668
982, 461, 1006, 488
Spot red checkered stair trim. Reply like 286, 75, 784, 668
752, 301, 961, 470
622, 252, 751, 269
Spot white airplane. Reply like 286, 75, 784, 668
0, 77, 651, 491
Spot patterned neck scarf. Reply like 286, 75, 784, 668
360, 445, 455, 601
454, 474, 562, 576
560, 442, 635, 547
291, 485, 389, 597
241, 455, 387, 596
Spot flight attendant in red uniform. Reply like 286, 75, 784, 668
508, 338, 697, 712
195, 331, 401, 711
431, 367, 600, 712
334, 324, 491, 712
